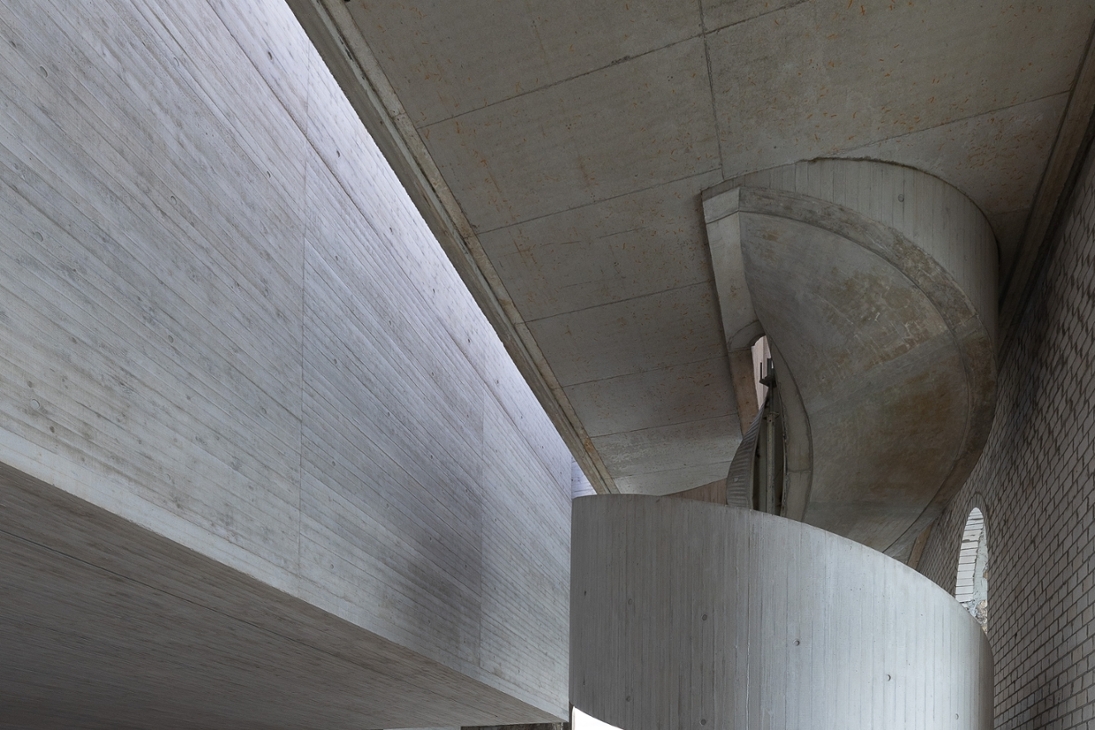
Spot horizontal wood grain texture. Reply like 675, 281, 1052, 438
0, 463, 559, 729
0, 0, 570, 721
572, 496, 993, 730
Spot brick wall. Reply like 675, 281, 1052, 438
918, 143, 1095, 728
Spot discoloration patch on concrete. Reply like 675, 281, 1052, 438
706, 161, 996, 554
311, 0, 1086, 497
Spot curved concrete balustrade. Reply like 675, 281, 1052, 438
571, 496, 993, 730
703, 160, 998, 559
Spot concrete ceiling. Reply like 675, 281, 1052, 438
0, 465, 558, 729
294, 0, 1095, 495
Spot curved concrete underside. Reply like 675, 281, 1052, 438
704, 161, 997, 558
571, 495, 993, 730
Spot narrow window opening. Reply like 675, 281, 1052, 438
955, 507, 988, 633
751, 335, 771, 408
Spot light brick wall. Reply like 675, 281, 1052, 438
918, 142, 1095, 728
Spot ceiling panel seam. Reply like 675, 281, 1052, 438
524, 281, 719, 325
472, 168, 720, 237
410, 36, 706, 130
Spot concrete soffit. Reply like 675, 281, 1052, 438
998, 20, 1095, 357
702, 163, 998, 557
283, 0, 618, 493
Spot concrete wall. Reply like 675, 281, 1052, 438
573, 496, 993, 730
0, 0, 570, 724
918, 141, 1095, 728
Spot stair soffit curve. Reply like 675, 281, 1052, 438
704, 161, 997, 555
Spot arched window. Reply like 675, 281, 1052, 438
955, 507, 988, 632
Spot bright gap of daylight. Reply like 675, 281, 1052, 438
573, 706, 624, 730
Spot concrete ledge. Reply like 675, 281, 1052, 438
0, 461, 560, 729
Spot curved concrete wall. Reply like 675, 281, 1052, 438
705, 160, 998, 339
703, 160, 998, 558
572, 496, 992, 730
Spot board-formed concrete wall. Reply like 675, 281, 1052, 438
573, 496, 993, 730
918, 140, 1095, 728
0, 0, 570, 725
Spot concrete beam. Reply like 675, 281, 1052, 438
0, 464, 559, 729
0, 0, 571, 722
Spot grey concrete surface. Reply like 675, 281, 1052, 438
476, 171, 722, 323
838, 93, 1069, 275
0, 0, 570, 723
418, 35, 720, 233
298, 0, 1095, 496
663, 477, 727, 504
563, 357, 735, 438
346, 0, 705, 129
0, 464, 560, 729
704, 160, 997, 557
572, 495, 994, 730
